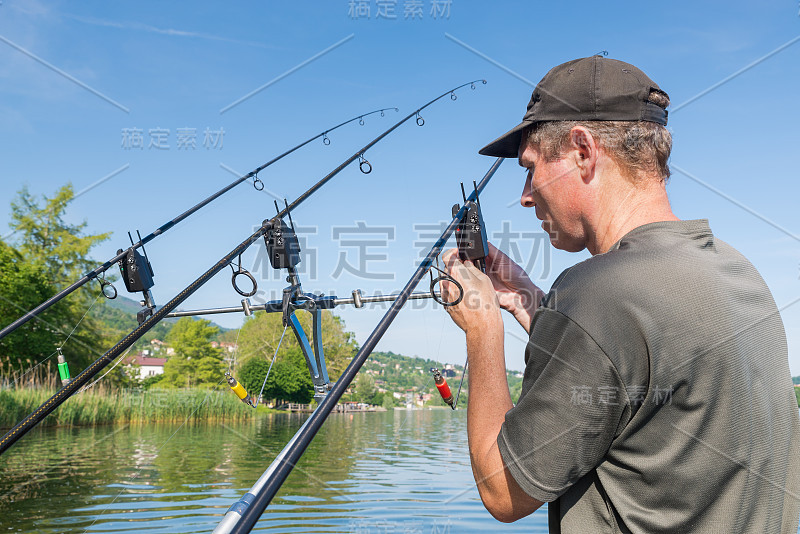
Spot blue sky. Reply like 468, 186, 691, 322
0, 0, 798, 375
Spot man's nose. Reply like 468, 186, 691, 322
521, 171, 535, 208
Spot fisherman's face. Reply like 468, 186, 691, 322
518, 139, 587, 253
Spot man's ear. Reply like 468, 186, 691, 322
569, 126, 598, 183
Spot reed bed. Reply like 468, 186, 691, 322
0, 358, 254, 428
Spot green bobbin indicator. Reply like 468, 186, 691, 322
56, 348, 71, 386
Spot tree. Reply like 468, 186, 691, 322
232, 310, 359, 404
2, 185, 111, 373
354, 372, 376, 403
239, 358, 270, 396
9, 185, 110, 282
0, 241, 60, 371
236, 310, 357, 382
141, 373, 165, 389
238, 347, 315, 405
162, 318, 224, 387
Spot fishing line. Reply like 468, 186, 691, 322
452, 359, 468, 408
9, 293, 102, 387
228, 326, 244, 373
78, 346, 134, 393
257, 325, 288, 405
59, 293, 102, 349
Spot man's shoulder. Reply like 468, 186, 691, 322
543, 250, 634, 316
543, 219, 759, 317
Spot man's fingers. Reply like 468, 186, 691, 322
442, 248, 459, 271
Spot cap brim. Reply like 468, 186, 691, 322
478, 120, 532, 158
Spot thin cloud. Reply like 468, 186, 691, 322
62, 13, 281, 50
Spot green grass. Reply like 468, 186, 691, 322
0, 386, 257, 428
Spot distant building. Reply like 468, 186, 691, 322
125, 354, 167, 381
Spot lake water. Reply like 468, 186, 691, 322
0, 410, 549, 533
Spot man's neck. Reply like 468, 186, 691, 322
586, 177, 679, 255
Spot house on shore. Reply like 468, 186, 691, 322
125, 354, 167, 381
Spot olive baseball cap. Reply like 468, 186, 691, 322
479, 56, 669, 158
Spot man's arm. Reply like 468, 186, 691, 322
442, 251, 543, 521
466, 325, 544, 522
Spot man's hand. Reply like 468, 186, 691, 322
443, 244, 544, 333
441, 248, 503, 334
484, 244, 545, 332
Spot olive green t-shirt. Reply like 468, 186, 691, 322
498, 220, 800, 533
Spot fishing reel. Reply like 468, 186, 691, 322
428, 181, 489, 307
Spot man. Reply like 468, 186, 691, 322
442, 56, 800, 533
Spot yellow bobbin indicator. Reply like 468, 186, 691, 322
225, 372, 255, 407
231, 380, 248, 401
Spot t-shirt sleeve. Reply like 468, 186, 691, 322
498, 307, 629, 503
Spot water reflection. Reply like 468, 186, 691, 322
0, 410, 548, 533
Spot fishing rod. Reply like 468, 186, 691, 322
169, 183, 487, 410
0, 80, 487, 456
219, 157, 504, 534
0, 107, 397, 340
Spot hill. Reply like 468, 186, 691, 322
93, 295, 231, 350
359, 351, 524, 407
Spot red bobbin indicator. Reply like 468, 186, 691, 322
431, 367, 455, 409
